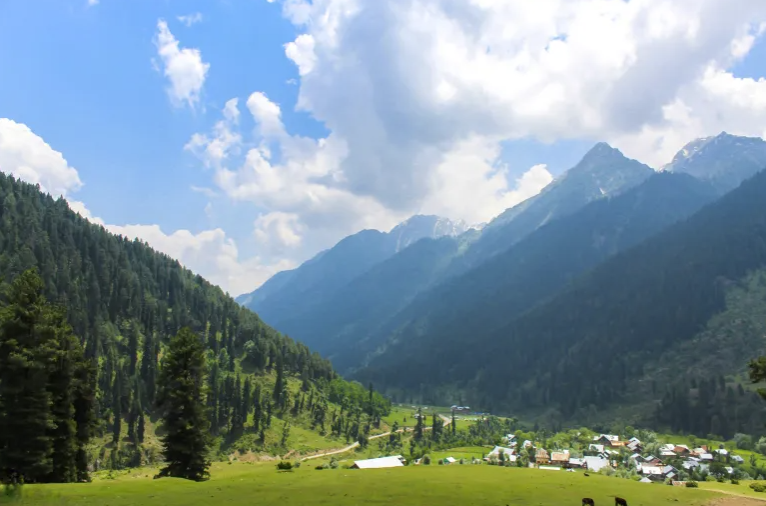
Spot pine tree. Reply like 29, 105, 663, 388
156, 327, 211, 482
273, 353, 285, 409
112, 374, 122, 444
0, 269, 92, 485
414, 408, 424, 441
137, 411, 145, 444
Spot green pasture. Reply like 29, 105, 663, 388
5, 460, 727, 506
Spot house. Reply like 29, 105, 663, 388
588, 444, 606, 454
682, 460, 700, 471
444, 457, 456, 464
700, 453, 714, 461
732, 455, 745, 464
550, 451, 570, 466
567, 458, 585, 469
644, 455, 663, 466
521, 440, 533, 449
626, 438, 643, 453
638, 465, 664, 481
535, 449, 550, 465
725, 466, 734, 475
487, 446, 515, 459
674, 445, 691, 456
663, 465, 678, 480
584, 456, 609, 472
594, 434, 620, 447
715, 449, 729, 457
352, 456, 405, 469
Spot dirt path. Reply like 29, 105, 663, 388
300, 412, 453, 462
706, 495, 766, 506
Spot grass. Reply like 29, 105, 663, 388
8, 461, 726, 506
430, 446, 490, 462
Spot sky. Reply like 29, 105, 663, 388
1, 0, 765, 297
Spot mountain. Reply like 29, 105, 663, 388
0, 172, 390, 471
356, 166, 766, 435
344, 171, 720, 375
236, 215, 470, 329
664, 131, 766, 192
240, 143, 655, 365
453, 142, 655, 272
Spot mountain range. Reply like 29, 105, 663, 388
237, 131, 766, 433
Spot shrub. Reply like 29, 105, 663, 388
276, 461, 293, 471
750, 483, 766, 493
731, 479, 739, 485
329, 458, 339, 470
315, 464, 328, 470
705, 475, 716, 482
459, 458, 465, 465
685, 481, 699, 488
293, 461, 302, 468
423, 455, 431, 465
438, 459, 444, 465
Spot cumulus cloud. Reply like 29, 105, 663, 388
154, 19, 210, 109
177, 12, 203, 27
278, 0, 766, 185
0, 118, 287, 296
0, 118, 83, 197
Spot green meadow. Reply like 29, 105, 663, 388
5, 461, 734, 506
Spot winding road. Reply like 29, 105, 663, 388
300, 414, 451, 462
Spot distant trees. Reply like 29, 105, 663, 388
156, 327, 211, 482
0, 269, 94, 484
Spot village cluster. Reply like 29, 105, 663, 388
479, 433, 745, 483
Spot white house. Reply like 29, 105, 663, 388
584, 456, 609, 472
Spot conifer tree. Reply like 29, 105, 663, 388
156, 327, 211, 482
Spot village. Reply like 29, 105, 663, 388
349, 431, 751, 485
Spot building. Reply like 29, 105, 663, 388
535, 449, 551, 465
487, 446, 515, 459
352, 456, 405, 469
550, 451, 570, 466
584, 456, 609, 472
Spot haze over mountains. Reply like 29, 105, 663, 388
238, 131, 766, 430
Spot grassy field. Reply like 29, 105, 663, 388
6, 461, 731, 506
430, 446, 491, 462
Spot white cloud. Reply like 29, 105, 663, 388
177, 12, 203, 27
154, 19, 210, 109
188, 0, 766, 291
278, 0, 766, 188
0, 118, 83, 197
0, 118, 287, 296
87, 0, 98, 5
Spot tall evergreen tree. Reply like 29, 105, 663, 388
0, 269, 56, 484
156, 327, 211, 482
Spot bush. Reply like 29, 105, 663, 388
750, 483, 766, 493
329, 458, 339, 470
315, 464, 329, 470
459, 458, 465, 465
293, 461, 302, 468
276, 461, 293, 471
685, 481, 699, 488
438, 459, 444, 465
423, 455, 431, 465
731, 479, 739, 485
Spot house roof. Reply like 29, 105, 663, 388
353, 456, 405, 469
715, 449, 729, 455
584, 457, 609, 472
569, 458, 584, 466
536, 449, 550, 458
700, 453, 714, 460
445, 457, 456, 463
594, 434, 620, 442
640, 465, 664, 475
732, 455, 745, 462
640, 477, 652, 483
551, 451, 569, 461
488, 446, 514, 457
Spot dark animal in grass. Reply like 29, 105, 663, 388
614, 497, 628, 506
583, 473, 590, 476
582, 499, 595, 506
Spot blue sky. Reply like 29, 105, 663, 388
1, 0, 765, 295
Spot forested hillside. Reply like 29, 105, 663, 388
0, 172, 389, 476
340, 172, 720, 374
357, 167, 766, 437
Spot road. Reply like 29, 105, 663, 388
300, 413, 452, 462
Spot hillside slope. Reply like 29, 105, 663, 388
342, 172, 720, 374
236, 215, 469, 328
0, 172, 389, 469
357, 166, 766, 429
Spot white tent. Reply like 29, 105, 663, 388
352, 456, 405, 469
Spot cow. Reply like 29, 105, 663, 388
582, 498, 595, 506
615, 497, 628, 506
